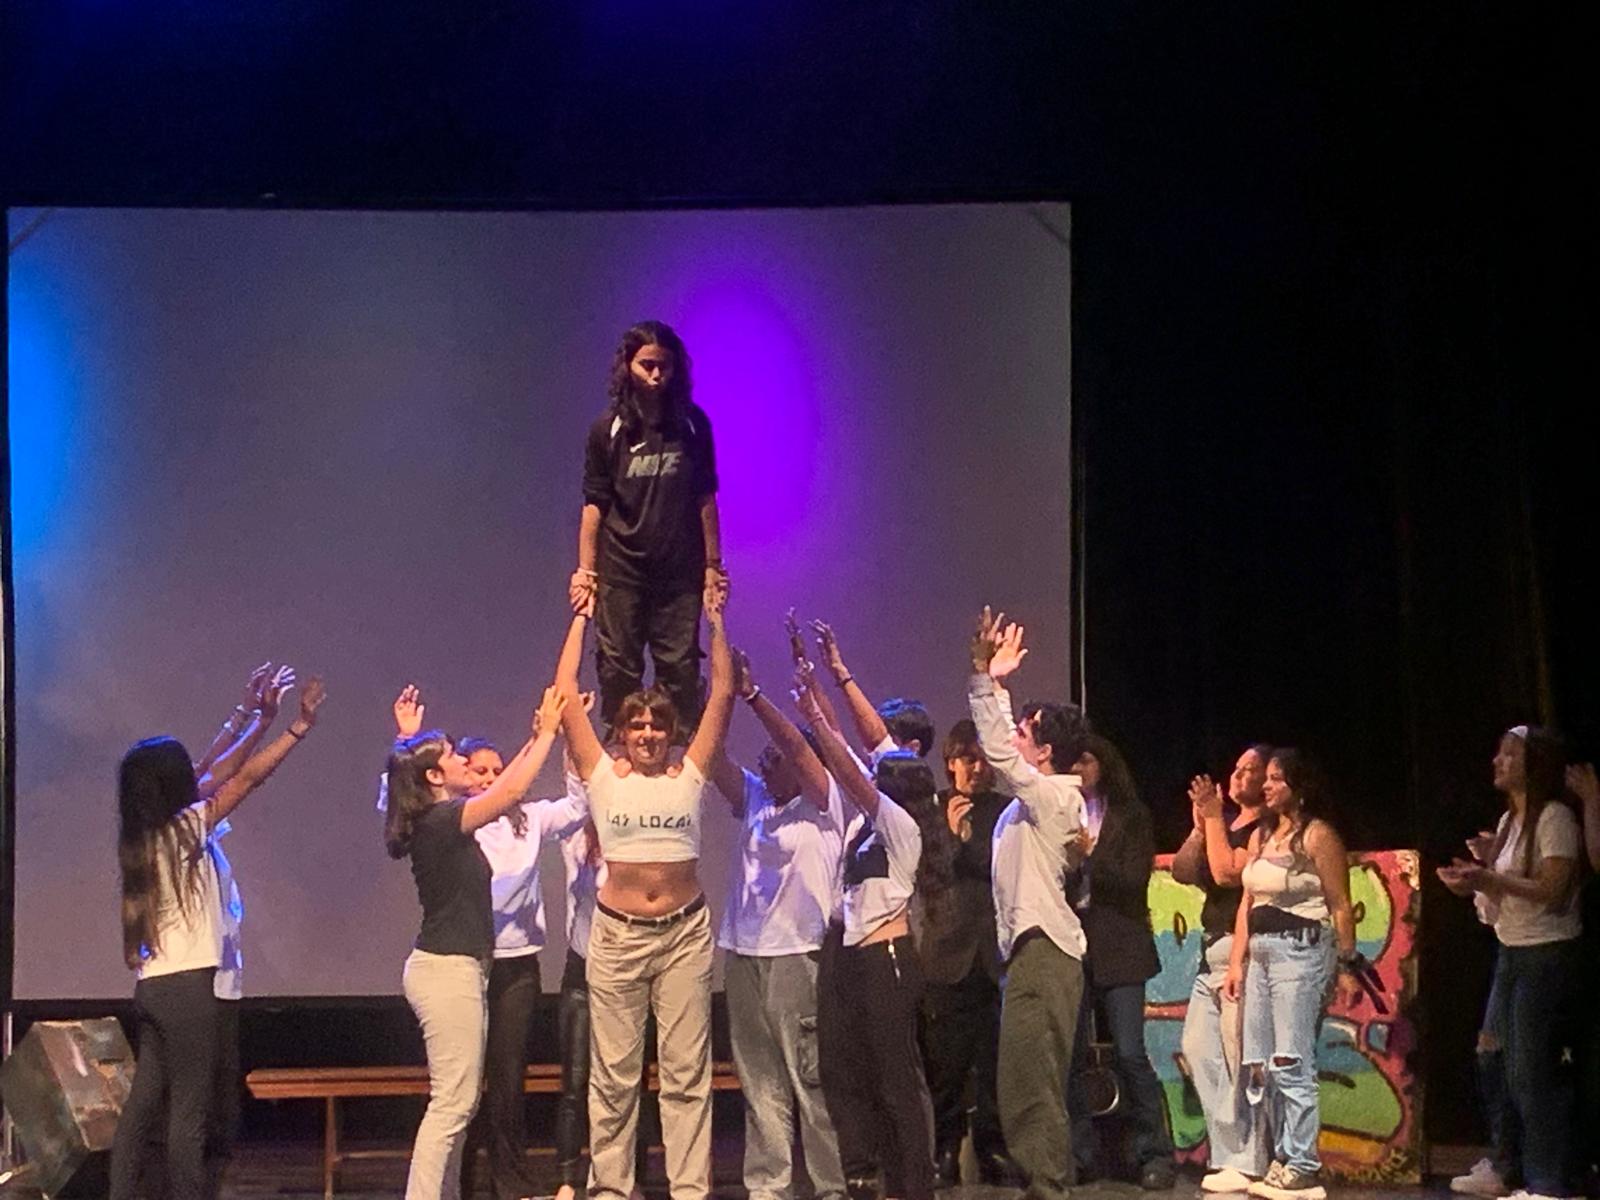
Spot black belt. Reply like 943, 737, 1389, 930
596, 893, 706, 929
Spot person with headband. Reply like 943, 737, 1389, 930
382, 686, 569, 1200
1440, 725, 1583, 1200
386, 686, 589, 1200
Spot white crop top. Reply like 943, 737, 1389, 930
586, 754, 705, 863
1242, 843, 1329, 923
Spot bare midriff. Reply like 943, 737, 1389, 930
858, 909, 911, 946
600, 859, 702, 917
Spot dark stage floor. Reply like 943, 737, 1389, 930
0, 1143, 1487, 1200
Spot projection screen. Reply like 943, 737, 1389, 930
6, 203, 1071, 997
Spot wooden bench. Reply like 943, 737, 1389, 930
246, 1062, 740, 1199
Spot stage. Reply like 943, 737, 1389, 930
0, 1141, 1487, 1199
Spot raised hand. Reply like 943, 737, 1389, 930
784, 609, 809, 666
1188, 774, 1224, 822
809, 619, 848, 681
393, 684, 425, 737
259, 664, 297, 719
296, 677, 328, 727
242, 662, 272, 709
732, 647, 756, 700
792, 664, 825, 726
970, 606, 1003, 672
534, 686, 569, 735
987, 620, 1028, 681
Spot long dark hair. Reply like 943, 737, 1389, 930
607, 319, 694, 439
1068, 731, 1139, 810
1489, 726, 1571, 897
1263, 747, 1327, 871
384, 731, 452, 859
875, 751, 956, 921
118, 736, 207, 970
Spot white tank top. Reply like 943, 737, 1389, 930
1241, 838, 1329, 923
586, 755, 704, 863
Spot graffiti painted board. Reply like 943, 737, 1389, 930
1146, 850, 1422, 1183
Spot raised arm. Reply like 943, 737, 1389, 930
685, 596, 734, 775
965, 609, 1049, 811
1189, 774, 1246, 886
208, 678, 327, 823
795, 669, 881, 820
812, 619, 890, 754
193, 662, 272, 776
1171, 803, 1207, 886
556, 613, 605, 780
735, 648, 830, 810
461, 687, 568, 833
199, 664, 296, 797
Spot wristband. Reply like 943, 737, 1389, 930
835, 675, 854, 689
287, 724, 309, 740
742, 686, 762, 705
576, 568, 598, 580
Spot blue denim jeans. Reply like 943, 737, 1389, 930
1242, 927, 1333, 1174
1478, 938, 1581, 1196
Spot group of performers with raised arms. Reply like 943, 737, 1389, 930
106, 317, 1597, 1200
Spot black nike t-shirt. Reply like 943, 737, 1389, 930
582, 403, 718, 591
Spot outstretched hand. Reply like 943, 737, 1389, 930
569, 570, 598, 616
297, 677, 328, 726
987, 618, 1028, 681
534, 686, 569, 736
792, 663, 825, 726
242, 662, 272, 709
809, 619, 847, 681
259, 664, 296, 719
393, 685, 425, 737
732, 647, 756, 699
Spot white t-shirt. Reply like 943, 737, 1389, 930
840, 791, 922, 947
587, 755, 704, 863
1482, 803, 1582, 947
209, 819, 244, 999
563, 823, 606, 958
140, 802, 224, 981
718, 770, 846, 956
474, 774, 588, 958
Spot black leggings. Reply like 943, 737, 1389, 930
831, 936, 936, 1200
555, 948, 658, 1187
463, 954, 542, 1200
109, 968, 219, 1200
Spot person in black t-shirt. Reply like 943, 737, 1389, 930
569, 320, 727, 733
1170, 745, 1273, 1194
382, 687, 568, 1200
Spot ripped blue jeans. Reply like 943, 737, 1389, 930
1241, 927, 1334, 1174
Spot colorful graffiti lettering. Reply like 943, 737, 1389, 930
1145, 850, 1422, 1183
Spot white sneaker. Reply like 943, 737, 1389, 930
1498, 1191, 1567, 1200
1203, 1168, 1258, 1194
1451, 1159, 1508, 1197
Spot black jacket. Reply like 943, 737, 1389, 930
917, 789, 1008, 986
1069, 797, 1161, 989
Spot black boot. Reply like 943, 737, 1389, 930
933, 1145, 961, 1189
